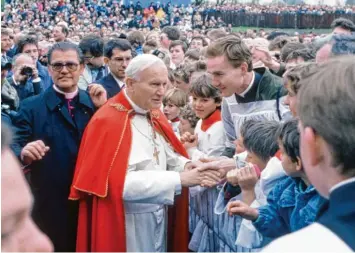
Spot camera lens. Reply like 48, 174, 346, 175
21, 66, 33, 77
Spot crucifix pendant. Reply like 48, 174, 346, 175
153, 146, 160, 165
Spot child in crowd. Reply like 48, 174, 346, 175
182, 73, 227, 252
227, 119, 325, 247
178, 104, 200, 136
225, 120, 285, 205
180, 73, 225, 160
163, 88, 189, 136
214, 120, 286, 249
283, 62, 317, 117
173, 66, 190, 93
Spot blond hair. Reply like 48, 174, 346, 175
163, 88, 189, 108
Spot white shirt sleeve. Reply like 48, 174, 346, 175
188, 121, 226, 161
123, 167, 181, 205
164, 138, 190, 172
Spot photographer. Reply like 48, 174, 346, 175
16, 36, 53, 90
7, 54, 43, 101
1, 59, 18, 125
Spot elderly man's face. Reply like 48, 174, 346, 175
127, 64, 168, 110
1, 148, 53, 252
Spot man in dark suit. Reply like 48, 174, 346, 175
263, 57, 355, 251
95, 39, 132, 98
11, 42, 107, 252
1, 28, 12, 63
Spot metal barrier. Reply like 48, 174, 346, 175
202, 12, 355, 29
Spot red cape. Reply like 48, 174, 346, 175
69, 91, 189, 252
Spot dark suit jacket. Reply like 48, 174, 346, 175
37, 61, 53, 90
11, 86, 96, 251
7, 76, 43, 102
317, 180, 355, 250
96, 73, 122, 99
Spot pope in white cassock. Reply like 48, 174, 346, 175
69, 55, 217, 252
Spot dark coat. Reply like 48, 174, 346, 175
37, 61, 53, 90
6, 46, 17, 58
96, 73, 122, 99
7, 76, 43, 102
11, 86, 96, 251
317, 181, 355, 250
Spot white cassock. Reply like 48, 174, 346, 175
122, 92, 190, 252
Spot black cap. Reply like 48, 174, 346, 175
1, 59, 12, 70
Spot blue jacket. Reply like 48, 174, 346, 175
6, 46, 17, 58
11, 86, 96, 251
37, 61, 53, 90
7, 76, 43, 102
253, 177, 326, 239
317, 180, 355, 250
96, 73, 122, 99
1, 112, 12, 127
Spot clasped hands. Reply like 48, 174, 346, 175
183, 156, 236, 188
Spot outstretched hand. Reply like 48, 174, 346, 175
227, 200, 259, 221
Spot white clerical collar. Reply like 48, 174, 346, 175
238, 71, 255, 98
123, 89, 148, 115
109, 68, 125, 89
329, 177, 355, 194
52, 84, 79, 99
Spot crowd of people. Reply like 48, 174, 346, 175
2, 0, 355, 35
1, 2, 355, 252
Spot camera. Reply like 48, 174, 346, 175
20, 66, 33, 78
152, 49, 166, 60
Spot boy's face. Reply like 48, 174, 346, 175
278, 140, 301, 177
192, 95, 219, 120
179, 118, 194, 135
246, 151, 268, 171
163, 102, 181, 121
174, 78, 190, 93
283, 79, 298, 117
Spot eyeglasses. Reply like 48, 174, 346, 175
50, 62, 79, 72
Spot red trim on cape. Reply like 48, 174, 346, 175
69, 91, 189, 252
201, 109, 221, 132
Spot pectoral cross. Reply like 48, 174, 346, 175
153, 146, 160, 165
